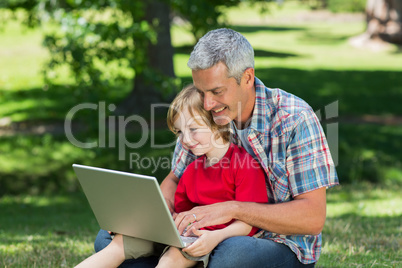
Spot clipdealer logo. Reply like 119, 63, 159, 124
315, 100, 339, 166
64, 100, 339, 168
64, 102, 176, 161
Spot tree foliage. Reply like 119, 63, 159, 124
171, 0, 240, 41
1, 0, 274, 112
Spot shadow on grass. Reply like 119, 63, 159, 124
175, 45, 301, 59
1, 67, 402, 193
299, 31, 352, 45
0, 193, 98, 236
2, 68, 401, 123
255, 67, 402, 116
254, 68, 402, 184
0, 86, 76, 122
0, 129, 176, 195
254, 48, 300, 58
337, 124, 402, 183
233, 24, 356, 46
0, 83, 132, 123
232, 25, 307, 33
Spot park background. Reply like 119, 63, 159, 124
0, 0, 401, 267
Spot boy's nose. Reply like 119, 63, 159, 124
182, 131, 192, 145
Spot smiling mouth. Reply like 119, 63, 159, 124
213, 107, 226, 113
186, 144, 199, 150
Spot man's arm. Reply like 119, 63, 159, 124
178, 187, 326, 236
234, 187, 326, 235
160, 171, 179, 214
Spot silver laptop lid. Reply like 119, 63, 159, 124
73, 164, 185, 248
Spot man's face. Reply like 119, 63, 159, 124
192, 62, 253, 126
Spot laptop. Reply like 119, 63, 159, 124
73, 164, 197, 248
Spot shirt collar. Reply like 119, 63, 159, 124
230, 77, 271, 135
249, 77, 270, 133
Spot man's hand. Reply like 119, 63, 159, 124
175, 187, 327, 236
174, 201, 237, 235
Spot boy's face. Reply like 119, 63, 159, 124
192, 62, 255, 126
174, 109, 222, 157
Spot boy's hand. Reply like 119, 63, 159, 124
182, 229, 221, 257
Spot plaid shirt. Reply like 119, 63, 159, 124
171, 77, 339, 264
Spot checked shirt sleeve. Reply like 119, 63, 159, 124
286, 110, 338, 196
171, 138, 196, 179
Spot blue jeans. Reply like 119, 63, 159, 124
94, 229, 315, 268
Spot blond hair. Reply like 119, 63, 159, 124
167, 84, 230, 142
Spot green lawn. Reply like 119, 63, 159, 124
0, 1, 401, 267
1, 183, 400, 267
320, 183, 401, 267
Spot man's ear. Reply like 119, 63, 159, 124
242, 68, 255, 88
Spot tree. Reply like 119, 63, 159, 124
366, 0, 402, 44
42, 0, 178, 115
350, 0, 402, 49
115, 0, 176, 115
1, 0, 273, 114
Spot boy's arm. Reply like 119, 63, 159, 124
182, 220, 252, 257
160, 171, 179, 214
206, 219, 252, 242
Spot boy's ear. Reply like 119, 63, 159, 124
242, 68, 255, 88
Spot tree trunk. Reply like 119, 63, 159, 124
366, 0, 402, 44
350, 0, 402, 49
116, 0, 175, 115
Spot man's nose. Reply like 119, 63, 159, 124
203, 94, 215, 111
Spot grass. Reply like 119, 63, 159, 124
319, 183, 402, 267
0, 1, 402, 266
0, 183, 400, 267
0, 194, 97, 267
0, 20, 48, 91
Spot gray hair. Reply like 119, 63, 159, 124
187, 28, 254, 84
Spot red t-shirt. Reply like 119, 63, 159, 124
174, 143, 268, 236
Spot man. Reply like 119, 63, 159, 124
95, 28, 338, 267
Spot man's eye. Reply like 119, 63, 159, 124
213, 90, 222, 95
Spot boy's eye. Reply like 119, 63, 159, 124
189, 128, 197, 132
